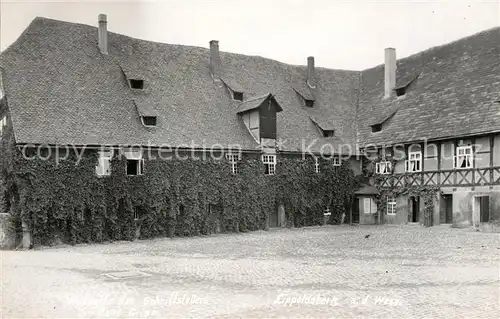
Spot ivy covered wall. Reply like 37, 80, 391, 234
1, 129, 360, 245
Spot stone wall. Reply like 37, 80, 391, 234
0, 213, 16, 249
442, 185, 500, 231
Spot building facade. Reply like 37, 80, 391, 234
0, 15, 499, 247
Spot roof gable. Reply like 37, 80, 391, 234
358, 27, 500, 146
236, 94, 283, 114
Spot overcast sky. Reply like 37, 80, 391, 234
1, 0, 498, 70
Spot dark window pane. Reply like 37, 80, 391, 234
130, 79, 144, 90
127, 159, 138, 175
323, 130, 334, 137
233, 92, 243, 101
480, 196, 490, 222
142, 116, 157, 126
372, 124, 382, 132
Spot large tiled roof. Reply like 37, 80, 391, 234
358, 27, 500, 146
0, 17, 499, 153
0, 17, 359, 153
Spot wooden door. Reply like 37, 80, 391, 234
352, 198, 360, 224
480, 196, 490, 223
441, 195, 453, 223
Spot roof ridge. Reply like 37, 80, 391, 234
239, 93, 271, 104
362, 26, 500, 72
7, 16, 361, 74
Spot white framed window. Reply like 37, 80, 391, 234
96, 150, 113, 176
454, 145, 473, 169
0, 116, 6, 137
125, 149, 144, 176
332, 157, 341, 166
386, 197, 396, 215
226, 153, 241, 175
262, 154, 276, 175
364, 198, 377, 214
375, 161, 392, 174
405, 151, 422, 172
314, 158, 320, 173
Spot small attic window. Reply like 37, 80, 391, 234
395, 87, 406, 97
305, 99, 314, 107
141, 116, 157, 127
129, 79, 144, 90
233, 91, 244, 101
323, 130, 334, 137
372, 124, 382, 133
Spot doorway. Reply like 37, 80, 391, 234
473, 196, 490, 225
352, 198, 360, 224
440, 195, 453, 224
410, 196, 420, 222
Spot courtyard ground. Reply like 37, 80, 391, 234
1, 225, 499, 318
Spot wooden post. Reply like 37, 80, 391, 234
349, 199, 353, 226
490, 135, 494, 184
22, 219, 31, 249
437, 141, 442, 185
378, 199, 381, 225
472, 137, 476, 186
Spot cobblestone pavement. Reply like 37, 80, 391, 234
1, 225, 499, 318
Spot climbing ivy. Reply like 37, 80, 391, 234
1, 124, 359, 245
364, 157, 441, 226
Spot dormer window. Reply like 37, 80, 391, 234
372, 124, 382, 133
236, 93, 283, 142
395, 87, 406, 97
293, 87, 315, 108
233, 91, 243, 101
310, 117, 335, 138
322, 130, 334, 137
129, 79, 144, 90
141, 116, 157, 127
221, 78, 245, 102
134, 100, 158, 128
394, 74, 419, 97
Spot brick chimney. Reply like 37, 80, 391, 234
98, 14, 108, 55
384, 48, 396, 98
209, 40, 222, 81
307, 56, 316, 88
